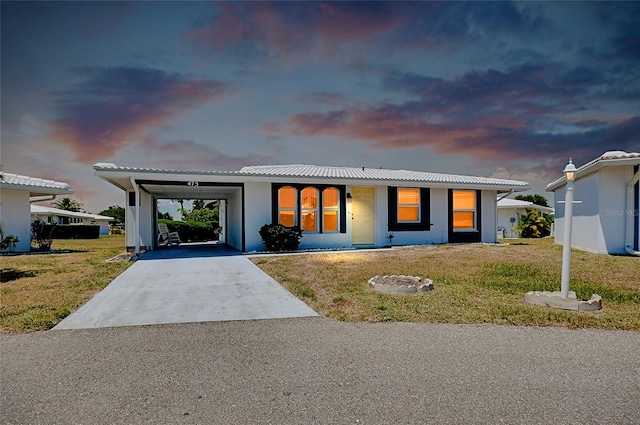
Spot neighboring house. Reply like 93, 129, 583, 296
497, 197, 554, 238
94, 163, 530, 253
31, 205, 114, 236
0, 172, 73, 252
546, 151, 640, 255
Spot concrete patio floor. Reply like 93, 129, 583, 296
54, 243, 318, 330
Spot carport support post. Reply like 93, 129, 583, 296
131, 177, 140, 255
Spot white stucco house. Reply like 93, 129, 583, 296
30, 205, 114, 236
546, 151, 640, 255
94, 163, 530, 253
497, 197, 554, 238
0, 172, 73, 252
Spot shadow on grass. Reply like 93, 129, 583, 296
1, 268, 39, 283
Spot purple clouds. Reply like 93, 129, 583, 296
48, 67, 232, 163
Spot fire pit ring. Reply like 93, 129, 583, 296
368, 275, 434, 294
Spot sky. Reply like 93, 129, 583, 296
2, 1, 639, 214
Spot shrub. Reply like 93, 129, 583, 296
259, 224, 303, 251
515, 209, 551, 238
31, 219, 55, 251
158, 219, 219, 242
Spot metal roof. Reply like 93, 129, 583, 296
31, 205, 114, 221
94, 162, 529, 189
497, 197, 554, 213
0, 172, 73, 195
546, 151, 640, 191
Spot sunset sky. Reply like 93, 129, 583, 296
2, 1, 639, 214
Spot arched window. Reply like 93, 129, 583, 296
323, 187, 339, 232
301, 187, 318, 231
278, 186, 297, 227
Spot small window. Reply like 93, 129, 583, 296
301, 187, 318, 231
278, 186, 297, 227
452, 190, 476, 230
323, 187, 339, 232
397, 188, 420, 222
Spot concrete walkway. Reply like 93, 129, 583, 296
54, 244, 318, 330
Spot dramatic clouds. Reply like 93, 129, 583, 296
2, 1, 639, 212
48, 67, 232, 163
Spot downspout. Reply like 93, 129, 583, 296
130, 177, 140, 255
497, 189, 514, 202
625, 167, 640, 256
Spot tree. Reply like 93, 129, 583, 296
52, 197, 83, 212
515, 209, 551, 238
515, 194, 549, 207
157, 211, 173, 220
180, 200, 218, 223
99, 205, 125, 224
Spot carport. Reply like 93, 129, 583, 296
94, 163, 247, 254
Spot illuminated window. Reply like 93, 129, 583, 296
452, 190, 476, 230
278, 186, 297, 227
301, 187, 318, 231
397, 188, 420, 222
323, 187, 339, 232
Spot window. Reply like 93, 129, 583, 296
278, 186, 297, 227
323, 187, 339, 232
397, 188, 420, 222
273, 184, 346, 233
452, 190, 476, 231
387, 187, 430, 231
301, 187, 318, 231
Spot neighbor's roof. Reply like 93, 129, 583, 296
546, 151, 640, 192
31, 205, 114, 221
0, 172, 73, 196
497, 197, 554, 213
94, 162, 530, 190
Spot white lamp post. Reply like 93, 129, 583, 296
560, 159, 577, 298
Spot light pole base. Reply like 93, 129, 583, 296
525, 291, 602, 311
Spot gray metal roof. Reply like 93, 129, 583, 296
93, 162, 530, 189
0, 172, 73, 193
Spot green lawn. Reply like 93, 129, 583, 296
252, 238, 640, 330
0, 235, 132, 333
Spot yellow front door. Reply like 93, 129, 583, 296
352, 187, 375, 245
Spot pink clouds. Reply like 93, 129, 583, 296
48, 67, 233, 164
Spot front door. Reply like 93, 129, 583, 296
352, 187, 375, 245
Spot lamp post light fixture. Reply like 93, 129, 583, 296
560, 159, 577, 298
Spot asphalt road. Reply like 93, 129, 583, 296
2, 318, 639, 424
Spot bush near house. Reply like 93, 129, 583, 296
515, 209, 551, 238
158, 219, 219, 242
259, 223, 303, 251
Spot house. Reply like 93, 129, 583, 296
30, 205, 114, 236
0, 172, 73, 252
497, 197, 554, 238
546, 151, 640, 255
94, 163, 530, 253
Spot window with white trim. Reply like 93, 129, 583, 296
278, 186, 297, 227
397, 188, 420, 222
301, 187, 318, 232
323, 187, 339, 232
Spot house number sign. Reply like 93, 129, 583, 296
187, 181, 199, 186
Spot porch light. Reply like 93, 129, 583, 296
563, 159, 576, 183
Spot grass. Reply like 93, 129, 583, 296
0, 235, 132, 333
252, 238, 640, 330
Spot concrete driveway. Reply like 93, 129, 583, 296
54, 244, 318, 330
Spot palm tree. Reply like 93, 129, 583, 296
52, 197, 83, 212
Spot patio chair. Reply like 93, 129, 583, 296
157, 223, 181, 246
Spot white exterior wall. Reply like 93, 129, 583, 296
597, 167, 632, 254
226, 187, 245, 251
0, 189, 32, 252
554, 167, 632, 254
497, 208, 525, 238
244, 183, 271, 252
125, 190, 154, 251
481, 190, 498, 243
